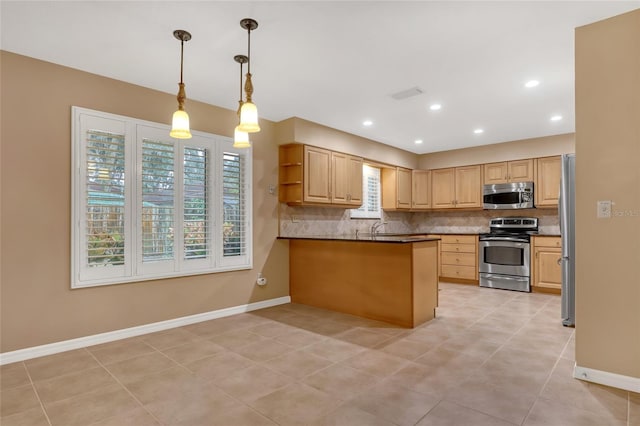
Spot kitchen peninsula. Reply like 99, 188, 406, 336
279, 235, 440, 328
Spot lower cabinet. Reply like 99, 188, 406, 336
438, 234, 478, 283
532, 236, 562, 293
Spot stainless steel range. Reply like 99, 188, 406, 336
479, 217, 538, 292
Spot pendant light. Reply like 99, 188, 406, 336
233, 55, 251, 148
238, 18, 260, 133
170, 29, 193, 139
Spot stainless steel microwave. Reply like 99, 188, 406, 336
483, 182, 534, 209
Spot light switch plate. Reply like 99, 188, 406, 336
597, 200, 612, 218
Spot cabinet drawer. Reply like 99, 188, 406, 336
441, 265, 477, 280
533, 237, 561, 248
440, 235, 476, 245
441, 252, 476, 267
441, 243, 476, 254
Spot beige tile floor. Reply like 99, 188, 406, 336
1, 283, 638, 426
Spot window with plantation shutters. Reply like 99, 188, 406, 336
222, 152, 245, 257
350, 165, 381, 219
72, 107, 252, 288
141, 139, 175, 262
183, 146, 208, 260
86, 130, 126, 268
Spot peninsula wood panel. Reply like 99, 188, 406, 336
289, 239, 438, 327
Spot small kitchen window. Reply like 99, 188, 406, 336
350, 164, 381, 219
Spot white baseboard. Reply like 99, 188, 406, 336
0, 296, 291, 365
574, 363, 640, 393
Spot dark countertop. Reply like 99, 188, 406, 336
277, 234, 441, 244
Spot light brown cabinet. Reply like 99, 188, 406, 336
304, 145, 332, 203
536, 156, 562, 207
278, 143, 363, 207
483, 159, 535, 184
532, 236, 562, 293
432, 165, 482, 209
331, 151, 363, 206
382, 167, 412, 210
438, 234, 478, 282
411, 170, 431, 210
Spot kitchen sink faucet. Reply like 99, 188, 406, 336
370, 221, 386, 236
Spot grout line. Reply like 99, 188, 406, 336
85, 349, 166, 426
21, 361, 53, 426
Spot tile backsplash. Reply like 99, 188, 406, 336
279, 204, 560, 236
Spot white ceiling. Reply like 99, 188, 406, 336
2, 1, 638, 154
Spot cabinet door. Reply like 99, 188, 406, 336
304, 146, 331, 203
347, 155, 363, 206
455, 165, 482, 208
412, 170, 431, 209
536, 156, 561, 207
397, 168, 412, 209
483, 162, 508, 184
534, 247, 562, 290
331, 152, 349, 204
431, 168, 456, 209
508, 159, 535, 182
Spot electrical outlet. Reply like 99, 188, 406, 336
256, 273, 267, 286
597, 200, 612, 219
291, 215, 299, 223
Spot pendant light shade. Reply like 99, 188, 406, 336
170, 108, 191, 139
237, 18, 260, 134
233, 125, 251, 148
239, 99, 260, 133
170, 30, 192, 139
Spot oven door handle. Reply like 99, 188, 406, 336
479, 236, 529, 243
482, 274, 529, 282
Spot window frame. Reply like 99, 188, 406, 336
71, 107, 252, 289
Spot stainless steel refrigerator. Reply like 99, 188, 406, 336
559, 154, 576, 327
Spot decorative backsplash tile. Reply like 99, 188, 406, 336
279, 204, 560, 236
279, 204, 412, 237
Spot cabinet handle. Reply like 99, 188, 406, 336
557, 257, 562, 265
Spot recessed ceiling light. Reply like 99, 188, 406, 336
525, 80, 540, 88
414, 139, 423, 145
550, 115, 563, 122
363, 120, 373, 126
429, 104, 442, 111
473, 128, 484, 134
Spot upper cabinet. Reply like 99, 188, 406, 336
411, 170, 431, 210
483, 159, 535, 184
432, 165, 482, 209
303, 145, 332, 203
331, 151, 363, 205
382, 167, 412, 210
536, 156, 562, 207
279, 142, 569, 211
431, 168, 456, 209
278, 143, 363, 207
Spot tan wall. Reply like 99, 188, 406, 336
575, 9, 640, 379
0, 51, 289, 352
275, 117, 419, 169
418, 133, 575, 170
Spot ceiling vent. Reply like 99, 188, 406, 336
391, 86, 424, 100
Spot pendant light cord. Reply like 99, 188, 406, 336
247, 27, 251, 74
239, 61, 244, 102
179, 39, 184, 84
